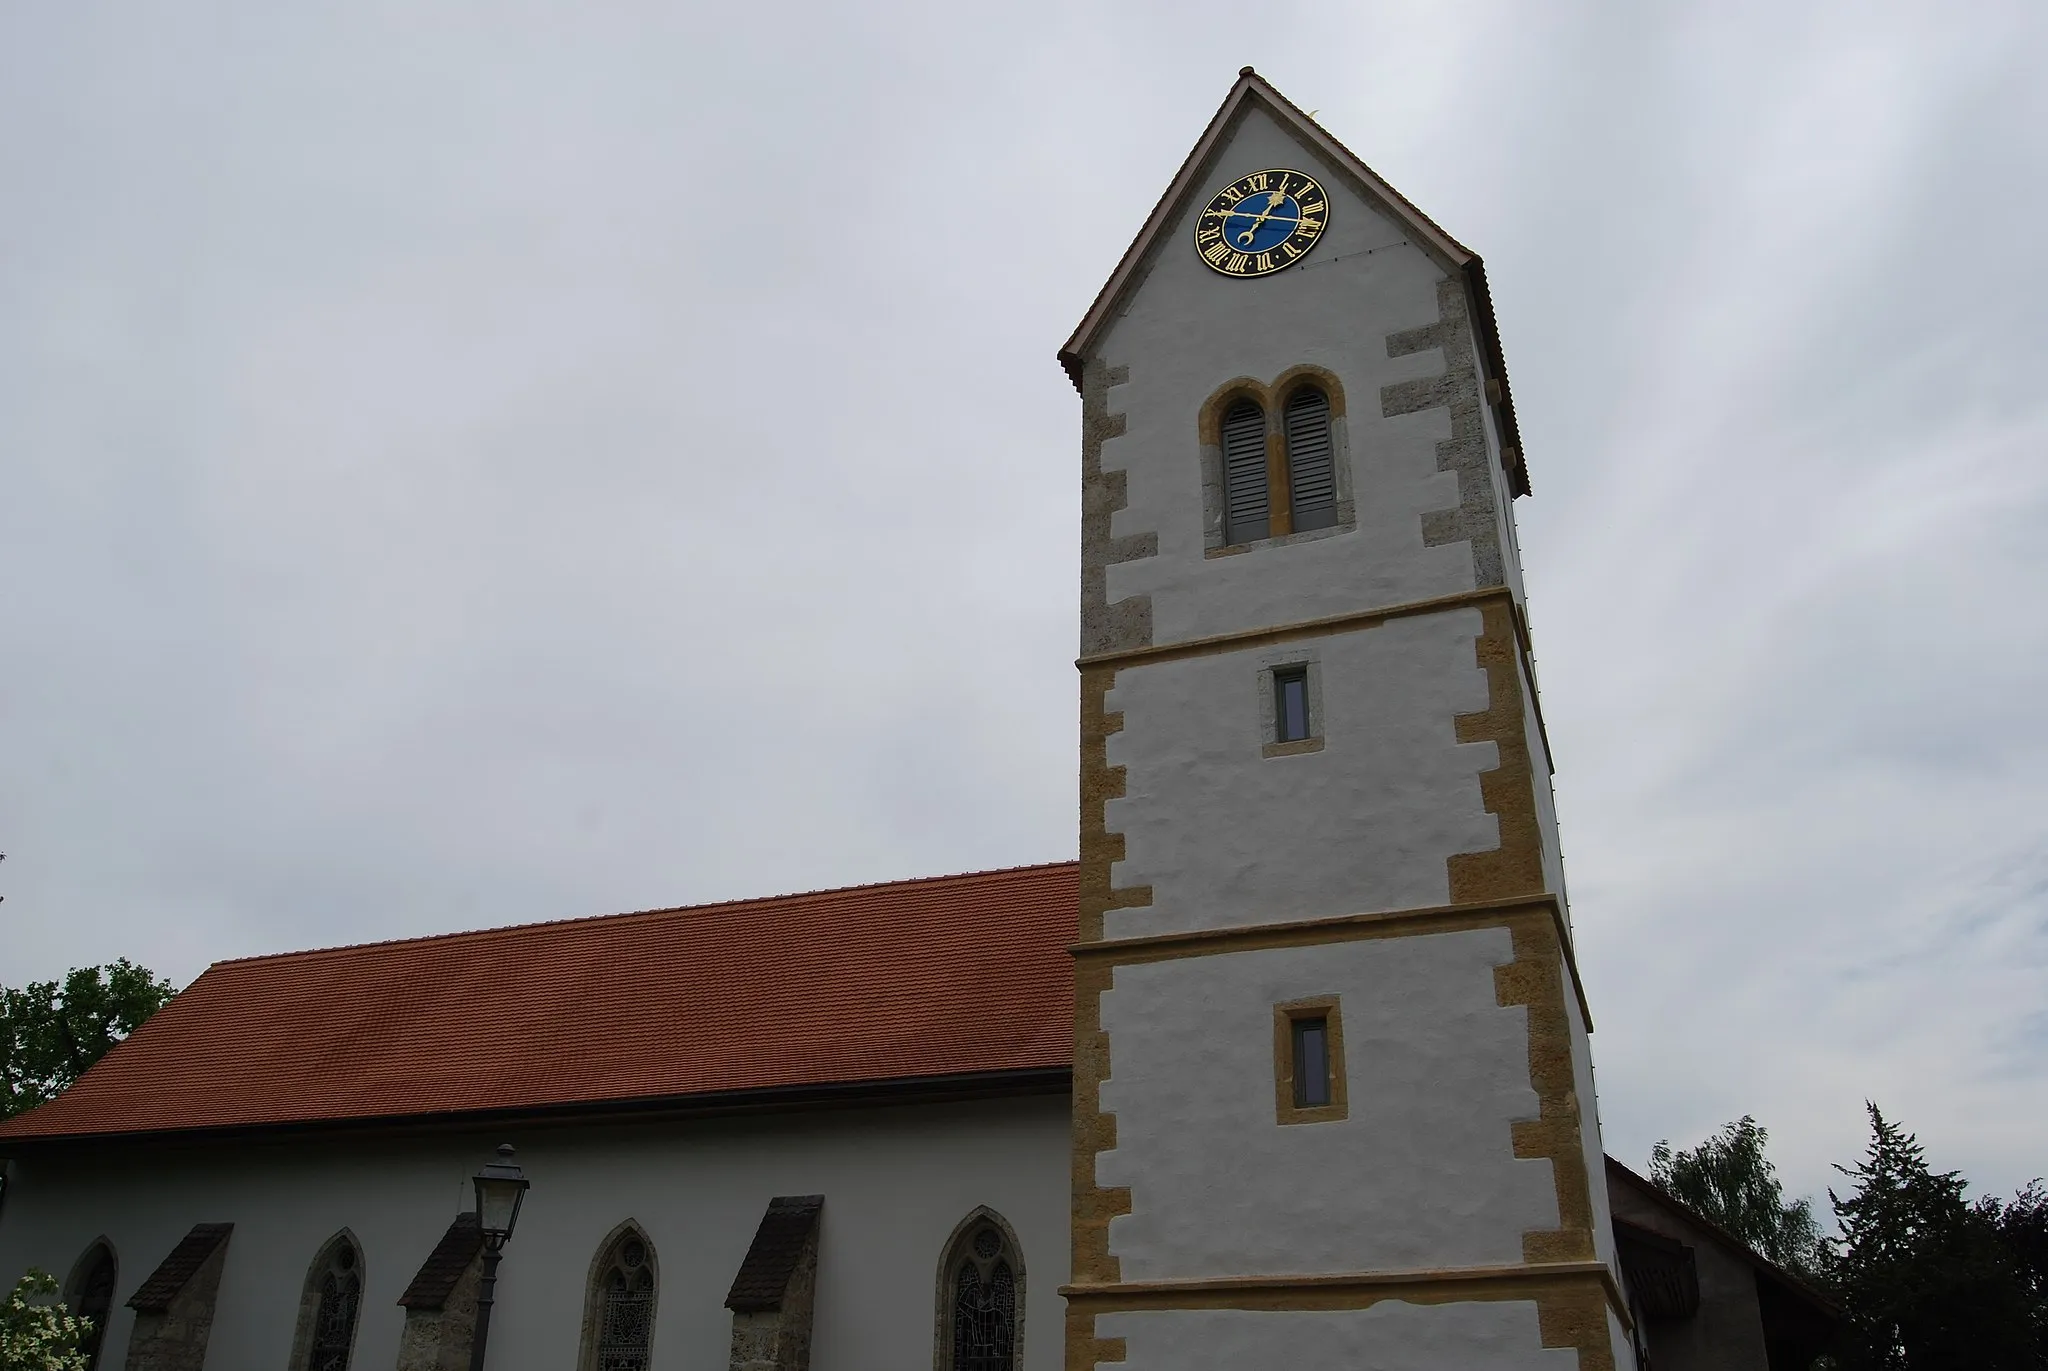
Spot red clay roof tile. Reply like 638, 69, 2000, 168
0, 863, 1078, 1142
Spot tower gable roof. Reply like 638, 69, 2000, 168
1057, 68, 1530, 496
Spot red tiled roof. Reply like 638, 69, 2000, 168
0, 863, 1079, 1142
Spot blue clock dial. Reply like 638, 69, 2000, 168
1193, 168, 1329, 278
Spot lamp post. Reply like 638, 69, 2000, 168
468, 1143, 529, 1371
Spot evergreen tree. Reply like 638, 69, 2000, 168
1650, 1114, 1826, 1276
1825, 1103, 2036, 1369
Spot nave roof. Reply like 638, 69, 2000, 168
0, 862, 1078, 1143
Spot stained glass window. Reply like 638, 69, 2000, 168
305, 1239, 362, 1371
69, 1244, 116, 1371
944, 1216, 1021, 1371
591, 1229, 655, 1371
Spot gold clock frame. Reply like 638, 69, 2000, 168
1193, 168, 1329, 278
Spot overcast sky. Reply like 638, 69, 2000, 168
3, 2, 2043, 1211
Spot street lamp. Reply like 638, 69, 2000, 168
468, 1143, 529, 1371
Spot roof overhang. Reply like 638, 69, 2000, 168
0, 1065, 1072, 1155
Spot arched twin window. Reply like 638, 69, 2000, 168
935, 1207, 1024, 1371
579, 1222, 657, 1371
64, 1241, 117, 1371
1220, 383, 1338, 545
289, 1231, 364, 1371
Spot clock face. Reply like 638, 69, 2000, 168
1193, 168, 1329, 277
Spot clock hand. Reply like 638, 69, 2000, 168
1233, 188, 1293, 245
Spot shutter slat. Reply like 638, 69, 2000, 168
1222, 400, 1269, 543
1285, 389, 1337, 532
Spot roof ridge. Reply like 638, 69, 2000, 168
206, 859, 1081, 970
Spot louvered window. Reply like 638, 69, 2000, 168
1285, 386, 1336, 532
1221, 399, 1270, 544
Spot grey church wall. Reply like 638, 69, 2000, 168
1097, 1302, 1577, 1370
1102, 609, 1500, 939
0, 1095, 1066, 1371
1095, 928, 1557, 1278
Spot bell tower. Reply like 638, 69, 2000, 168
1061, 70, 1633, 1369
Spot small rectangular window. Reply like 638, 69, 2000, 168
1291, 1017, 1330, 1108
1274, 667, 1310, 743
1274, 997, 1346, 1124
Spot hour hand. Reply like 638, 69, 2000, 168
1233, 189, 1291, 245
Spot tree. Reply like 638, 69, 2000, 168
1824, 1103, 2038, 1370
0, 1270, 91, 1371
0, 961, 177, 1119
1650, 1114, 1826, 1276
1976, 1181, 2048, 1357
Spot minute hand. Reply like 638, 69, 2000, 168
1233, 188, 1290, 245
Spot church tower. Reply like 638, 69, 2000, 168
1061, 71, 1633, 1369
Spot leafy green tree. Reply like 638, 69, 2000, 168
1650, 1114, 1827, 1276
0, 961, 177, 1119
1824, 1104, 2038, 1369
0, 1270, 91, 1371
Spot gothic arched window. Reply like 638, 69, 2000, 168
1221, 397, 1271, 544
934, 1208, 1024, 1371
579, 1223, 657, 1371
290, 1231, 363, 1371
64, 1241, 117, 1371
1283, 384, 1336, 532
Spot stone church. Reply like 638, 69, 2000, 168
0, 70, 1834, 1371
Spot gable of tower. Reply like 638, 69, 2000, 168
1059, 68, 1530, 500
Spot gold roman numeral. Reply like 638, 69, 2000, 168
1219, 185, 1245, 205
1226, 251, 1250, 273
1197, 221, 1223, 245
1203, 240, 1232, 265
1254, 252, 1273, 272
1246, 171, 1269, 191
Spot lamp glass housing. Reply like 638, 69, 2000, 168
471, 1145, 529, 1242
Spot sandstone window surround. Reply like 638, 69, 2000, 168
1256, 650, 1325, 758
63, 1239, 117, 1371
933, 1207, 1024, 1371
1273, 995, 1349, 1125
578, 1221, 657, 1371
288, 1230, 364, 1371
1199, 367, 1354, 554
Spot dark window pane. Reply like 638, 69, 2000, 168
1222, 400, 1270, 544
1285, 387, 1337, 531
1293, 1018, 1330, 1107
1275, 670, 1309, 742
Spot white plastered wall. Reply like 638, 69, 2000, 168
1098, 1299, 1578, 1369
1095, 932, 1558, 1278
1096, 105, 1475, 644
1517, 649, 1567, 905
1103, 610, 1499, 938
0, 1096, 1067, 1371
